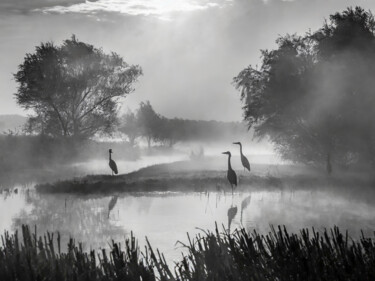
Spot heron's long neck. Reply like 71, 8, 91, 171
227, 155, 232, 170
239, 144, 243, 156
109, 153, 112, 161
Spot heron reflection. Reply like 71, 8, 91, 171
227, 205, 238, 231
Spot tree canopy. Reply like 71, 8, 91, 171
15, 36, 142, 139
234, 7, 375, 172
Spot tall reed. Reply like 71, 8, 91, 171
1, 224, 374, 281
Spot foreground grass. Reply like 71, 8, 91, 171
1, 225, 375, 281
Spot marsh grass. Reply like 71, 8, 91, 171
35, 159, 375, 196
1, 224, 375, 281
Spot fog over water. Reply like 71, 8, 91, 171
1, 0, 375, 273
1, 187, 374, 265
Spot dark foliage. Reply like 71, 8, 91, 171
234, 7, 375, 173
14, 35, 142, 139
1, 225, 375, 281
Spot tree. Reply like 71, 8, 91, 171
118, 110, 141, 146
126, 101, 249, 147
234, 7, 375, 173
136, 101, 162, 148
14, 35, 142, 139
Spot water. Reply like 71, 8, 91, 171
0, 154, 375, 265
1, 188, 375, 264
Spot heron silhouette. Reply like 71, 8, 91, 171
109, 149, 118, 176
222, 151, 237, 195
233, 142, 250, 172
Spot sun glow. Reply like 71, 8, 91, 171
39, 0, 227, 17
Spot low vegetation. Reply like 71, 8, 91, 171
1, 224, 374, 281
0, 134, 138, 172
36, 160, 375, 196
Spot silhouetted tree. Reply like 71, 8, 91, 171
14, 35, 142, 139
136, 101, 162, 148
234, 7, 375, 173
118, 110, 141, 146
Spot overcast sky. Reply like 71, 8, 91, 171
1, 0, 375, 121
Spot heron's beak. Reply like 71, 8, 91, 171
233, 142, 239, 145
222, 152, 227, 155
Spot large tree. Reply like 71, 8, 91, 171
15, 36, 142, 139
234, 7, 375, 172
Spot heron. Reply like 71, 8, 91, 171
109, 149, 118, 176
233, 142, 250, 172
222, 151, 237, 194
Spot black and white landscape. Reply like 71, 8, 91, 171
1, 1, 375, 280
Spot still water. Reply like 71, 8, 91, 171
0, 155, 375, 264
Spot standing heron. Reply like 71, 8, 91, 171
108, 149, 118, 176
233, 142, 250, 172
222, 151, 237, 194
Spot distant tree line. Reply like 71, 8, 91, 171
234, 7, 375, 173
119, 101, 248, 147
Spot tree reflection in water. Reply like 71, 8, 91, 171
13, 192, 127, 251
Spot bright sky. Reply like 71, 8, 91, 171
1, 0, 375, 121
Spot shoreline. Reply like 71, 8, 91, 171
35, 159, 375, 196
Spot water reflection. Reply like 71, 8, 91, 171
240, 195, 251, 224
0, 189, 375, 264
227, 205, 238, 231
108, 195, 119, 218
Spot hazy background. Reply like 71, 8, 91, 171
2, 0, 375, 121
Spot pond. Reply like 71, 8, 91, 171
0, 154, 375, 265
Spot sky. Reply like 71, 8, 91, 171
1, 0, 375, 121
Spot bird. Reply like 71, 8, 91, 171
233, 142, 250, 172
108, 149, 118, 176
222, 151, 237, 194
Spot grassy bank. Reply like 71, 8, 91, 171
1, 224, 374, 281
0, 134, 142, 189
36, 159, 375, 195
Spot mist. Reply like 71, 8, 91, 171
1, 1, 375, 279
2, 0, 375, 120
